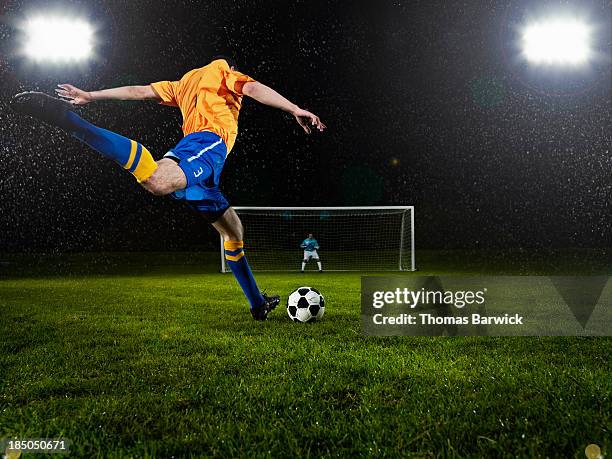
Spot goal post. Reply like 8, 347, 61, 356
220, 206, 416, 272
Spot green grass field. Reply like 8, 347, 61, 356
0, 250, 610, 457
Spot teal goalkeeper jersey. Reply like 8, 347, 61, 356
301, 238, 319, 252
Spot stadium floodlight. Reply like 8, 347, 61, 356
22, 16, 94, 62
220, 207, 416, 272
521, 18, 592, 66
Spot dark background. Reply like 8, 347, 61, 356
0, 0, 610, 253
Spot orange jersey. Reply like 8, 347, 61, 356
150, 59, 256, 153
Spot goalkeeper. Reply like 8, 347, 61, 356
301, 233, 323, 272
10, 56, 326, 321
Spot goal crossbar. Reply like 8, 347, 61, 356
232, 206, 414, 210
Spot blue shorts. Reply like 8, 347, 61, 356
164, 131, 230, 220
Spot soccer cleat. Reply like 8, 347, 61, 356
10, 91, 75, 131
250, 294, 280, 321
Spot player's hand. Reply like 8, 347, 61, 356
293, 107, 326, 134
55, 84, 93, 105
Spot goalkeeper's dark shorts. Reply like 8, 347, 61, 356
164, 131, 230, 223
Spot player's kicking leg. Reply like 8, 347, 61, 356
10, 91, 279, 320
11, 91, 158, 183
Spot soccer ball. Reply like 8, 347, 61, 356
287, 286, 325, 323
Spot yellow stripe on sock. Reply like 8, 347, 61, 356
124, 140, 138, 170
225, 252, 245, 262
224, 240, 244, 251
132, 145, 158, 183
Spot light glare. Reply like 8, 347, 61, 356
23, 16, 94, 62
522, 18, 591, 66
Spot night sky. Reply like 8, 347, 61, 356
0, 0, 610, 252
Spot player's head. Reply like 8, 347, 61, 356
211, 54, 238, 70
308, 233, 313, 239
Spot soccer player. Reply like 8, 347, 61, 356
10, 56, 326, 320
300, 233, 322, 272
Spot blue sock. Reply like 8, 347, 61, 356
64, 111, 157, 182
224, 240, 265, 309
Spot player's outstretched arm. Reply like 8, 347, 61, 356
242, 81, 326, 134
55, 84, 161, 105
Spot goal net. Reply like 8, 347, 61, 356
220, 207, 415, 272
